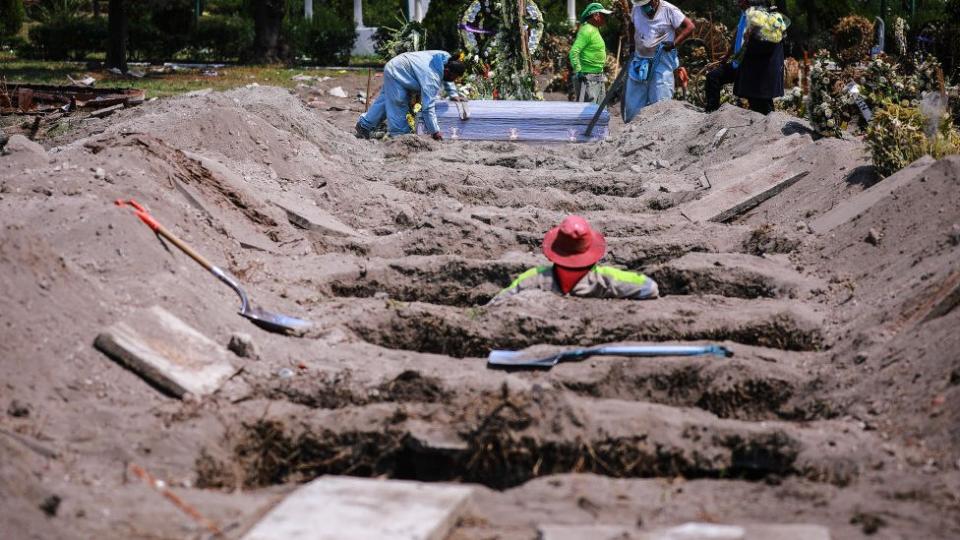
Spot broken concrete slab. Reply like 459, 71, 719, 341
702, 133, 811, 190
636, 522, 831, 540
810, 156, 935, 233
538, 524, 633, 540
681, 169, 810, 224
94, 306, 237, 398
270, 193, 361, 237
171, 176, 275, 252
242, 476, 474, 540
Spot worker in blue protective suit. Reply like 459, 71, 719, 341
624, 0, 695, 123
356, 51, 467, 141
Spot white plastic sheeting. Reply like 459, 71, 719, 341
418, 100, 610, 143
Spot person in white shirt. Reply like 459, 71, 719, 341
624, 0, 695, 122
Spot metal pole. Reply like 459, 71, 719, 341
567, 0, 576, 24
354, 0, 363, 27
305, 0, 313, 21
194, 0, 200, 25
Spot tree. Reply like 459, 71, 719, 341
0, 0, 26, 38
107, 0, 128, 71
250, 0, 285, 62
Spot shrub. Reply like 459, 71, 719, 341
866, 102, 960, 176
27, 15, 107, 60
193, 14, 255, 61
0, 0, 25, 38
288, 6, 356, 65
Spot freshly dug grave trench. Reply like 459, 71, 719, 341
343, 298, 825, 358
647, 253, 821, 300
558, 360, 832, 421
196, 389, 872, 493
254, 369, 450, 410
249, 352, 821, 423
323, 259, 529, 307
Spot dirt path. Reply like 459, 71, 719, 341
1, 83, 958, 539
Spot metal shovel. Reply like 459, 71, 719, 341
488, 344, 733, 369
115, 199, 312, 335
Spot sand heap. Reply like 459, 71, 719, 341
0, 86, 957, 539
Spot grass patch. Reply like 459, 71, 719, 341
0, 59, 353, 98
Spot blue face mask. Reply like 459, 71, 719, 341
641, 3, 656, 16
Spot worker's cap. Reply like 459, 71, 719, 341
631, 0, 652, 6
580, 2, 613, 22
543, 215, 607, 268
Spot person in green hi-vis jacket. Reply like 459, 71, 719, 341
569, 2, 613, 104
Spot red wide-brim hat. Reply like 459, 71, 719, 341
542, 219, 607, 268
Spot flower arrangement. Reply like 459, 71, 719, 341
832, 15, 874, 65
894, 17, 909, 57
776, 86, 805, 117
745, 7, 789, 44
808, 52, 846, 137
909, 54, 944, 96
458, 0, 544, 100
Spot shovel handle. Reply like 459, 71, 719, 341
115, 199, 216, 272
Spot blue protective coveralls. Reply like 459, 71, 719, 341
623, 1, 687, 122
623, 47, 679, 123
358, 50, 459, 137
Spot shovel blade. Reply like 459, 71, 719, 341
241, 306, 312, 335
487, 349, 561, 368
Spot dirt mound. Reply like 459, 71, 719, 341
1, 85, 958, 539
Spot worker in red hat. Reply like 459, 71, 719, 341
491, 215, 659, 303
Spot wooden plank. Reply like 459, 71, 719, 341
681, 169, 809, 224
94, 306, 237, 398
810, 156, 935, 233
242, 477, 474, 540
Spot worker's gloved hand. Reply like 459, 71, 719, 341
575, 72, 586, 81
449, 95, 468, 102
662, 41, 676, 52
431, 131, 444, 141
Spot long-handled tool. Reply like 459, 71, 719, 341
585, 67, 628, 137
586, 40, 669, 137
115, 199, 312, 335
488, 344, 733, 369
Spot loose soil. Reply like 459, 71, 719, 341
1, 74, 958, 539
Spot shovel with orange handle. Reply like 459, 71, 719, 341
115, 199, 312, 335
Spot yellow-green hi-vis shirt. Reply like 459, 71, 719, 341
569, 23, 607, 74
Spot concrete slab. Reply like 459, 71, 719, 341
702, 134, 810, 190
810, 155, 935, 233
94, 306, 237, 398
538, 524, 633, 540
242, 476, 474, 540
637, 522, 831, 540
681, 168, 810, 224
172, 177, 275, 252
270, 193, 361, 237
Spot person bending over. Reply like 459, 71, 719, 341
356, 50, 466, 141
